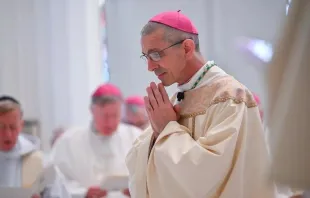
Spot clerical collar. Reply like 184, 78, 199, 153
90, 122, 110, 141
90, 122, 121, 143
178, 61, 215, 92
177, 61, 216, 101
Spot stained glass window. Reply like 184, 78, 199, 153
286, 0, 292, 15
100, 0, 109, 83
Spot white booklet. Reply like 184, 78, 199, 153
100, 175, 129, 191
0, 164, 57, 197
0, 187, 33, 198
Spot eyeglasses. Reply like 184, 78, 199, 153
140, 39, 185, 62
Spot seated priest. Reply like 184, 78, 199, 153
50, 83, 142, 198
0, 95, 71, 198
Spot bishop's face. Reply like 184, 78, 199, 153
125, 105, 148, 129
0, 110, 23, 151
91, 101, 122, 136
141, 29, 187, 86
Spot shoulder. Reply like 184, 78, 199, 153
22, 150, 44, 171
56, 126, 88, 142
51, 126, 88, 156
118, 123, 143, 135
119, 123, 153, 148
23, 150, 44, 160
63, 126, 87, 136
180, 75, 257, 117
22, 150, 45, 188
208, 75, 257, 108
132, 127, 153, 147
184, 75, 257, 110
117, 123, 143, 143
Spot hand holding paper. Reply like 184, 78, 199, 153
0, 187, 34, 198
0, 165, 56, 198
100, 175, 129, 192
86, 186, 107, 198
122, 188, 131, 197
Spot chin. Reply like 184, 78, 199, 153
100, 131, 113, 136
0, 144, 14, 152
161, 81, 174, 87
99, 129, 117, 136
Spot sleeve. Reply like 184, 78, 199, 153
151, 100, 247, 196
41, 166, 72, 198
126, 128, 153, 198
49, 137, 88, 197
130, 126, 143, 141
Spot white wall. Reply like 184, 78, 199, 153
0, 0, 286, 149
0, 0, 102, 150
105, 0, 286, 103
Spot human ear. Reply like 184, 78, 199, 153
183, 39, 195, 59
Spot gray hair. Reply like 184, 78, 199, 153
141, 22, 200, 52
0, 100, 23, 116
126, 104, 147, 115
91, 95, 122, 106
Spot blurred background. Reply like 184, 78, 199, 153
0, 0, 290, 151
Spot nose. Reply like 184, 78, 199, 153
147, 59, 158, 72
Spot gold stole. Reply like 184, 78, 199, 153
21, 151, 44, 188
146, 76, 258, 197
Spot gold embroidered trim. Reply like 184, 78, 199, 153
210, 96, 257, 108
180, 111, 206, 119
180, 96, 257, 119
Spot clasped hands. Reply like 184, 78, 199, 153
144, 82, 180, 137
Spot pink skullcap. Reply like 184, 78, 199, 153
149, 10, 198, 34
253, 94, 261, 105
92, 83, 122, 98
125, 96, 145, 106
